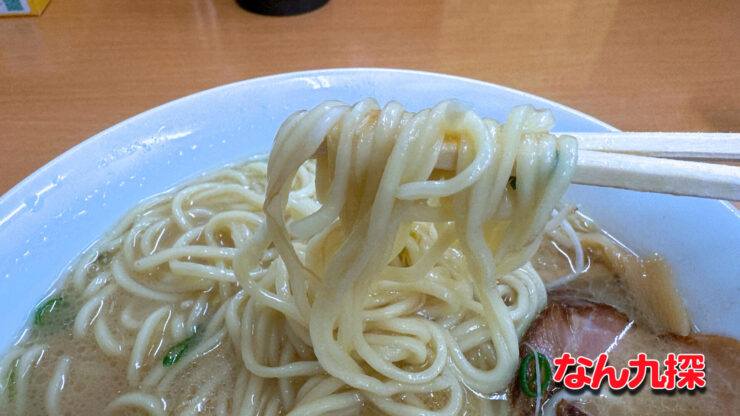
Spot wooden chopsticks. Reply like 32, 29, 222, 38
574, 150, 739, 200
566, 132, 740, 200
567, 132, 740, 161
313, 132, 740, 201
435, 132, 740, 201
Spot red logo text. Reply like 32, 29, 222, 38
552, 352, 706, 391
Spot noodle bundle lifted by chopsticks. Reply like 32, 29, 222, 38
234, 98, 577, 414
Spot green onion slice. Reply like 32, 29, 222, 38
34, 297, 63, 326
163, 328, 200, 367
519, 351, 552, 398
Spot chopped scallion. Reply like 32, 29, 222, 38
34, 297, 63, 326
163, 328, 200, 367
519, 351, 552, 398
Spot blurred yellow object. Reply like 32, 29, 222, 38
0, 0, 50, 16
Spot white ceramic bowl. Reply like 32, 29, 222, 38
1, 69, 738, 353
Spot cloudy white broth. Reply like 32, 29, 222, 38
1, 99, 738, 416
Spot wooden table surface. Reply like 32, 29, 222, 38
1, 0, 738, 205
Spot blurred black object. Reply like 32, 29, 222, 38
237, 0, 329, 16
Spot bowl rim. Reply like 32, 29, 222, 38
4, 67, 738, 216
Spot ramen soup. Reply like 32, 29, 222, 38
1, 99, 738, 416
